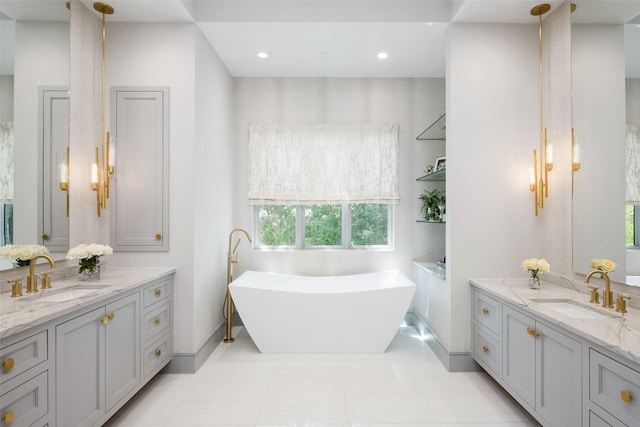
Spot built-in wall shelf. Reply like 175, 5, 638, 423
416, 113, 445, 140
416, 168, 446, 181
416, 220, 445, 224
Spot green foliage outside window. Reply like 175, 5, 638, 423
258, 205, 296, 246
304, 205, 342, 246
627, 204, 637, 247
351, 204, 388, 246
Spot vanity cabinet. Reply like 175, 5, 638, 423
472, 288, 582, 427
55, 292, 140, 427
502, 306, 582, 427
0, 331, 50, 427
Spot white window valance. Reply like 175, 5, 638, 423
627, 125, 640, 204
248, 123, 399, 205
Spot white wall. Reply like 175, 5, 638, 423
232, 78, 445, 279
103, 22, 234, 355
446, 23, 543, 352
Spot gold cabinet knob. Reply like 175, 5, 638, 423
481, 308, 489, 315
155, 349, 162, 357
155, 317, 162, 325
2, 358, 14, 372
621, 390, 633, 403
155, 289, 162, 296
526, 326, 540, 338
482, 345, 489, 353
155, 234, 161, 240
3, 411, 15, 424
42, 234, 49, 240
108, 312, 115, 321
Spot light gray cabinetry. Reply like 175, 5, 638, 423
473, 289, 582, 427
502, 305, 582, 426
589, 349, 640, 426
0, 331, 50, 427
55, 292, 140, 427
111, 87, 169, 251
141, 278, 172, 380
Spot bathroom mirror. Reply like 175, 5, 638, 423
571, 0, 640, 285
0, 2, 70, 271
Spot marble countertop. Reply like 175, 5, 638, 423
0, 267, 175, 340
470, 278, 640, 365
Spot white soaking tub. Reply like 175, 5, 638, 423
229, 270, 416, 353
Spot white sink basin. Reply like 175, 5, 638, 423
531, 299, 621, 319
22, 285, 111, 303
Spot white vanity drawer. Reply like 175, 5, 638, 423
0, 370, 48, 427
474, 291, 501, 336
590, 349, 640, 426
142, 301, 171, 343
473, 324, 501, 376
143, 333, 171, 379
143, 279, 171, 308
0, 332, 47, 385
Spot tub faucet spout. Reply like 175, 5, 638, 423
224, 228, 252, 343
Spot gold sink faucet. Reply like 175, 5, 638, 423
585, 270, 613, 309
26, 255, 55, 293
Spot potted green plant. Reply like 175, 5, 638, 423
419, 189, 446, 222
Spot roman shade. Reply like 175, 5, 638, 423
247, 123, 399, 205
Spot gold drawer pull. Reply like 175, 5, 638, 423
526, 327, 540, 338
102, 313, 115, 324
108, 312, 115, 321
481, 308, 489, 315
2, 358, 14, 372
3, 411, 15, 424
155, 289, 162, 296
621, 390, 633, 403
155, 234, 161, 240
155, 317, 162, 325
42, 234, 49, 240
155, 349, 162, 357
482, 345, 489, 353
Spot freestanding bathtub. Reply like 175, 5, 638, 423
229, 270, 416, 353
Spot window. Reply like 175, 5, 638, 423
627, 204, 640, 248
255, 204, 392, 249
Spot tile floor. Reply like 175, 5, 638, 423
105, 325, 539, 426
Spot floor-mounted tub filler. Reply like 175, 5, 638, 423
229, 270, 416, 353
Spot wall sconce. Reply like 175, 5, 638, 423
59, 146, 69, 217
91, 2, 115, 217
529, 3, 552, 216
572, 128, 581, 194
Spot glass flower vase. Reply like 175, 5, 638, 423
528, 275, 541, 289
79, 266, 100, 281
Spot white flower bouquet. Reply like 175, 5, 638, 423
67, 244, 113, 275
589, 258, 615, 273
0, 244, 50, 266
521, 258, 550, 289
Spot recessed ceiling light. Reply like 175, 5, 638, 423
257, 52, 269, 59
377, 52, 389, 59
320, 52, 329, 56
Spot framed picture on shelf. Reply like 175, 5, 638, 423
435, 156, 446, 171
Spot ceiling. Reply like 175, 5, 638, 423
1, 0, 639, 77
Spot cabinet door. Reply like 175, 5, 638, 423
502, 306, 536, 408
536, 322, 582, 427
40, 88, 69, 251
111, 87, 169, 251
105, 293, 140, 410
56, 307, 105, 427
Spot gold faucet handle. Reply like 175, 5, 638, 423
41, 272, 53, 289
616, 294, 631, 314
588, 285, 600, 304
8, 278, 23, 297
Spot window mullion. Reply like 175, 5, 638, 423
342, 204, 351, 249
296, 205, 305, 249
